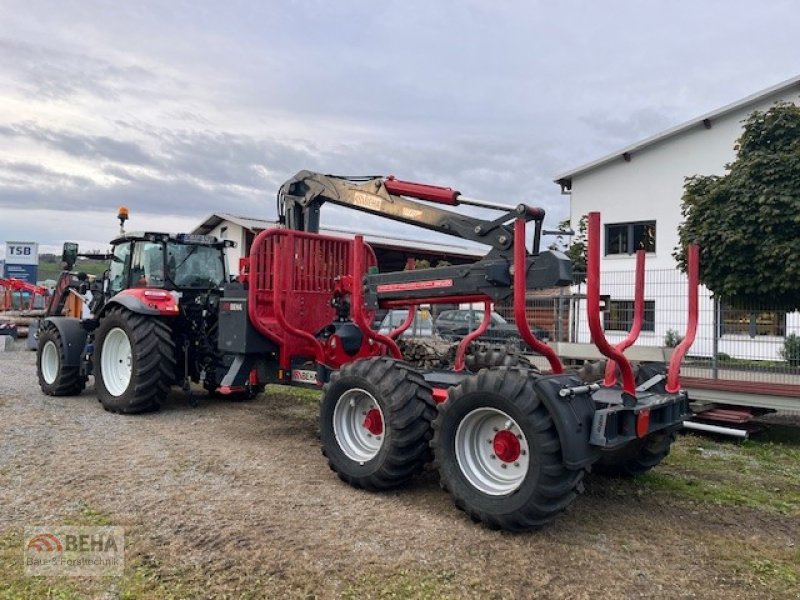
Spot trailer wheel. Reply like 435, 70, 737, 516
320, 357, 436, 491
95, 308, 175, 414
36, 322, 86, 396
433, 367, 585, 531
593, 430, 677, 477
464, 345, 535, 373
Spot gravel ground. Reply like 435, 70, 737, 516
1, 340, 798, 599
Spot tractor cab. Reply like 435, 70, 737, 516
106, 232, 233, 295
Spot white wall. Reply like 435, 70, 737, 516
568, 88, 800, 358
206, 222, 247, 276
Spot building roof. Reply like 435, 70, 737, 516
554, 75, 800, 189
192, 213, 485, 259
193, 212, 273, 234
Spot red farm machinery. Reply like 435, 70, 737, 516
213, 171, 700, 531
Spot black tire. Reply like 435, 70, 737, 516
94, 307, 176, 414
577, 359, 641, 384
36, 322, 86, 396
464, 345, 536, 373
432, 367, 585, 531
593, 430, 677, 477
320, 357, 436, 491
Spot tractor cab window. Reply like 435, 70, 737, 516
130, 242, 165, 288
166, 243, 225, 289
109, 242, 131, 292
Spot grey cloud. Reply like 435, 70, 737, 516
579, 108, 679, 150
0, 38, 157, 101
0, 122, 156, 166
0, 117, 568, 234
0, 159, 94, 188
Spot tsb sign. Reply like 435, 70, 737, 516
1, 241, 39, 266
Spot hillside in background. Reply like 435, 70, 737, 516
37, 254, 108, 283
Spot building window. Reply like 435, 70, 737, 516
605, 300, 655, 332
605, 221, 656, 255
720, 305, 786, 337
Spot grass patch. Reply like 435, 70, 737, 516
0, 530, 84, 600
62, 502, 114, 527
632, 431, 800, 515
341, 569, 467, 600
749, 558, 799, 588
264, 384, 321, 403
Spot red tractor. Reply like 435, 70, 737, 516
216, 171, 699, 531
35, 218, 247, 412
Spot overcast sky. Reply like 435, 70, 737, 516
0, 0, 798, 254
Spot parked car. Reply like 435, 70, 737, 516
378, 309, 434, 338
434, 309, 549, 348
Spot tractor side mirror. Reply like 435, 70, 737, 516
62, 242, 79, 271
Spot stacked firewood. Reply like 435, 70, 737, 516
397, 337, 457, 369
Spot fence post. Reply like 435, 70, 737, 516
556, 287, 564, 342
712, 296, 720, 380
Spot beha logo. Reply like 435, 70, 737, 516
26, 533, 63, 552
24, 526, 125, 576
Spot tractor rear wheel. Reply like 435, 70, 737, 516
432, 367, 585, 531
95, 308, 175, 414
593, 430, 678, 477
36, 322, 86, 396
320, 357, 436, 491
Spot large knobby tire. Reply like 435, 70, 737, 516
577, 359, 643, 385
320, 357, 436, 491
593, 430, 678, 477
464, 345, 536, 373
94, 308, 176, 414
432, 367, 585, 531
36, 322, 86, 396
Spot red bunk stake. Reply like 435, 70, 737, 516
513, 218, 564, 374
586, 212, 637, 397
388, 303, 417, 339
351, 235, 403, 360
454, 301, 493, 372
604, 250, 646, 386
666, 244, 700, 393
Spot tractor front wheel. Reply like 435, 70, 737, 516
95, 308, 175, 414
432, 367, 585, 531
37, 322, 86, 396
320, 357, 436, 491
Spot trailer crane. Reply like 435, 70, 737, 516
218, 170, 698, 531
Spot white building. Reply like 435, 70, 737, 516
192, 213, 484, 276
554, 76, 800, 360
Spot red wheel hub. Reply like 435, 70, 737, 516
493, 430, 521, 463
363, 408, 383, 435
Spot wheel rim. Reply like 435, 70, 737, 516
455, 407, 530, 495
41, 340, 59, 385
101, 327, 132, 397
332, 388, 385, 464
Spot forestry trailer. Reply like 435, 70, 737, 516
36, 173, 698, 530
212, 170, 699, 531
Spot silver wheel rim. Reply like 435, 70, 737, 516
101, 327, 132, 397
41, 340, 59, 385
332, 388, 385, 464
455, 407, 530, 495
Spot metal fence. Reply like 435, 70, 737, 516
496, 268, 800, 387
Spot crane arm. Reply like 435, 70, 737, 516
278, 170, 544, 256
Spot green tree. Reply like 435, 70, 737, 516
675, 102, 800, 311
550, 214, 587, 281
